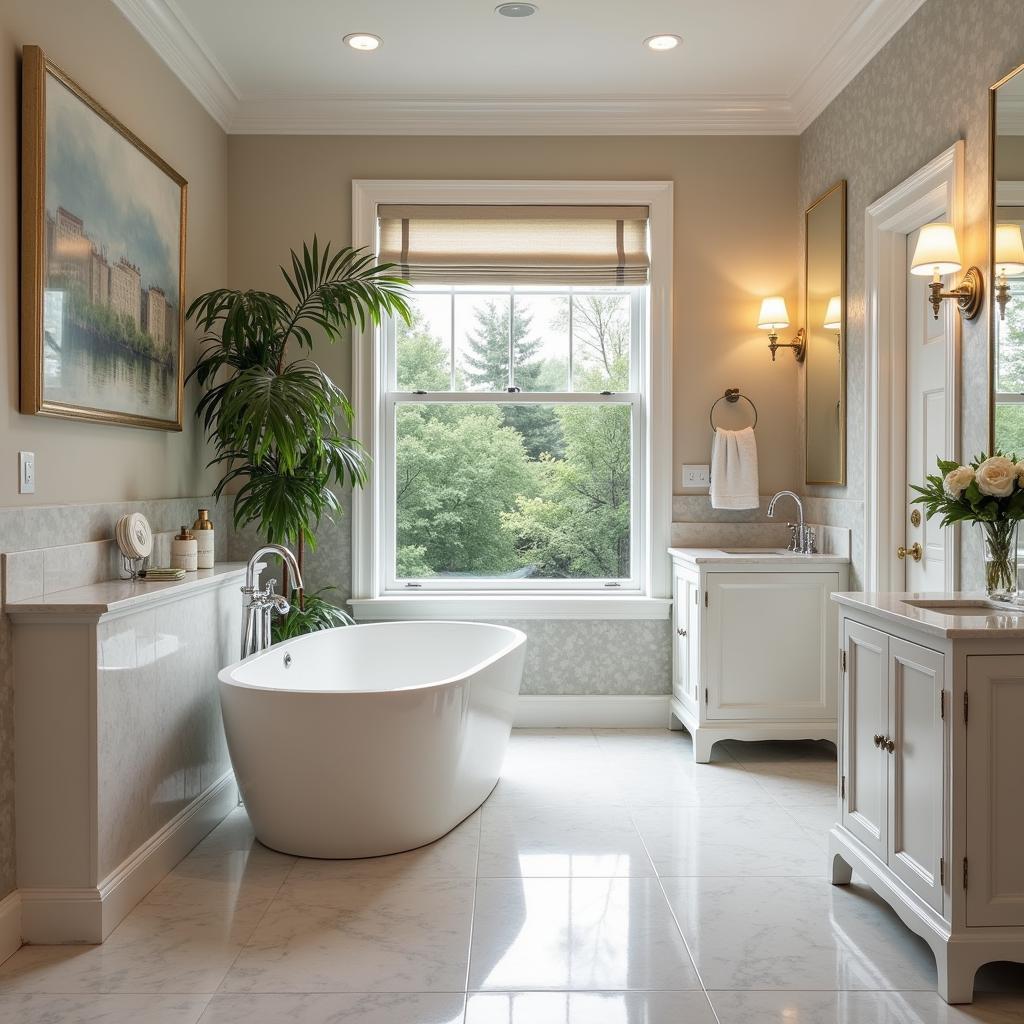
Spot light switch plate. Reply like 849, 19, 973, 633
19, 451, 35, 494
682, 464, 710, 489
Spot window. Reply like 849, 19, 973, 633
350, 181, 673, 618
384, 284, 644, 591
994, 277, 1024, 453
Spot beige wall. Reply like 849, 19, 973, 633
0, 0, 229, 903
0, 0, 228, 508
227, 135, 801, 498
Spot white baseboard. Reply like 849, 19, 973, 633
514, 694, 670, 728
20, 772, 237, 944
0, 891, 21, 964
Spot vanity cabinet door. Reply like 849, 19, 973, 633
672, 572, 691, 706
842, 621, 889, 862
965, 655, 1024, 927
704, 572, 837, 722
684, 576, 702, 705
887, 638, 945, 914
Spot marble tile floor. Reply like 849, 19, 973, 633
1, 729, 1022, 1023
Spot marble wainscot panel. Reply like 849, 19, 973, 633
0, 496, 227, 902
5, 564, 244, 944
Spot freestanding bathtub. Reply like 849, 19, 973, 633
217, 620, 526, 858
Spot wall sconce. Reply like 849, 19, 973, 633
823, 295, 842, 333
758, 297, 805, 362
909, 222, 983, 320
994, 222, 1024, 321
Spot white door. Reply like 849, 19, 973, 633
965, 656, 1024, 927
887, 637, 945, 913
842, 621, 889, 861
704, 572, 838, 722
904, 227, 950, 591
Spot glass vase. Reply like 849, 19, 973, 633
981, 519, 1019, 602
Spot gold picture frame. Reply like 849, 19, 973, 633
20, 45, 187, 431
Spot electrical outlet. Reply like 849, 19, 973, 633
682, 464, 710, 489
19, 451, 35, 494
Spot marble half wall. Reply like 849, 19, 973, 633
0, 496, 226, 902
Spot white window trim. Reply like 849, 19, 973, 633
350, 179, 673, 621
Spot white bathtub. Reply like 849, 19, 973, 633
217, 620, 526, 858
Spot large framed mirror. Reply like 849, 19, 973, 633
991, 64, 1024, 453
805, 180, 847, 485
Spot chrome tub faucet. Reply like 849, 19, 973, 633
241, 544, 303, 659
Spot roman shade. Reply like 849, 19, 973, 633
377, 204, 650, 285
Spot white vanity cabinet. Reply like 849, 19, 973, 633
831, 594, 1024, 1004
668, 548, 849, 762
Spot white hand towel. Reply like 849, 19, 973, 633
710, 426, 760, 510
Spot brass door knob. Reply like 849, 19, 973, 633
897, 543, 923, 562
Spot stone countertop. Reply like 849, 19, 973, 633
668, 546, 851, 566
4, 563, 247, 619
831, 591, 1024, 639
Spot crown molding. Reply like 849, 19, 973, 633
109, 0, 238, 129
790, 0, 929, 133
229, 95, 797, 135
113, 0, 925, 136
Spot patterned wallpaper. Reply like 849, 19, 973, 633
798, 0, 1024, 589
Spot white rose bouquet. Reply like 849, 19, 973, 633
912, 452, 1024, 598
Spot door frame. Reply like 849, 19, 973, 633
865, 141, 963, 593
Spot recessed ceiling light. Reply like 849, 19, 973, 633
644, 34, 681, 51
343, 32, 382, 51
496, 3, 538, 17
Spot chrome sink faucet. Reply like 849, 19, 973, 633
241, 544, 303, 659
767, 490, 816, 554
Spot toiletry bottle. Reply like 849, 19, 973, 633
170, 527, 198, 572
192, 508, 215, 569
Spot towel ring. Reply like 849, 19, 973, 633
709, 388, 758, 431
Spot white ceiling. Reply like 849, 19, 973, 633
112, 0, 928, 134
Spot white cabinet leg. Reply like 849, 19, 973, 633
668, 709, 684, 731
830, 851, 853, 885
692, 730, 715, 764
936, 950, 978, 1005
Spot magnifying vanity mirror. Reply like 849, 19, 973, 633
991, 64, 1024, 453
805, 180, 847, 485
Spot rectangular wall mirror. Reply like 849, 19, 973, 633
991, 63, 1024, 453
805, 180, 847, 485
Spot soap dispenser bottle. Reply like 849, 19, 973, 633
170, 527, 198, 572
192, 508, 215, 569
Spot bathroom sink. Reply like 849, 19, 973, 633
719, 548, 799, 555
902, 598, 1022, 617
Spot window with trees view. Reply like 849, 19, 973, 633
383, 284, 645, 589
995, 278, 1024, 454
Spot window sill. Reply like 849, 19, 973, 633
348, 594, 672, 621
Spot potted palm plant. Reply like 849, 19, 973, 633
187, 238, 409, 636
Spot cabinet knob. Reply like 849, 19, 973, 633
676, 627, 687, 636
873, 734, 883, 748
896, 543, 922, 562
884, 737, 895, 753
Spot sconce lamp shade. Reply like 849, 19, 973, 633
995, 222, 1024, 277
910, 222, 962, 276
757, 296, 790, 330
823, 295, 842, 330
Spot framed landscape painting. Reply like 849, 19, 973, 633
20, 45, 187, 430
